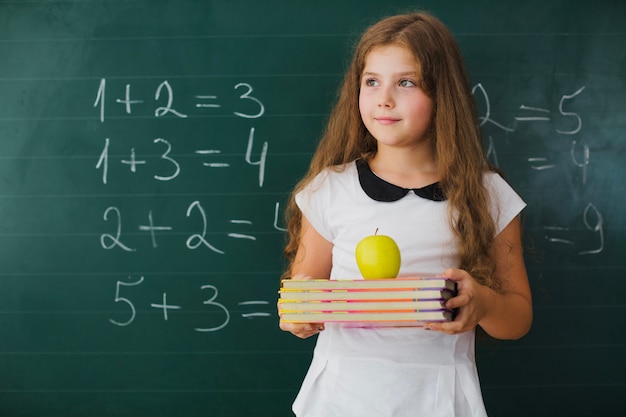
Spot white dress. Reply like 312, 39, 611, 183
292, 160, 526, 417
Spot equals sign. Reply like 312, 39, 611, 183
238, 301, 271, 318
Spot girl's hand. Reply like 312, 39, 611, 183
427, 219, 532, 339
424, 268, 489, 334
278, 274, 326, 339
279, 319, 325, 339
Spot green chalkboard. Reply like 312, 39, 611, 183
1, 1, 625, 416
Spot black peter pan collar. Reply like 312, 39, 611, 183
356, 158, 447, 202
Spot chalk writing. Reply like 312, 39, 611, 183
100, 201, 278, 253
109, 277, 271, 331
93, 79, 265, 122
556, 86, 585, 135
473, 83, 586, 136
109, 276, 145, 326
138, 211, 173, 249
238, 301, 272, 318
515, 105, 551, 122
472, 83, 515, 132
580, 203, 604, 255
233, 82, 266, 119
95, 129, 266, 187
245, 127, 268, 187
151, 292, 182, 321
95, 77, 274, 263
101, 206, 136, 252
543, 203, 605, 255
273, 202, 288, 232
154, 80, 188, 118
195, 285, 230, 332
476, 82, 604, 255
185, 200, 225, 254
570, 139, 590, 185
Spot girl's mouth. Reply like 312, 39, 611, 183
375, 116, 400, 125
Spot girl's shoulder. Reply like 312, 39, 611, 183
482, 169, 516, 195
324, 160, 358, 176
306, 160, 358, 189
482, 170, 526, 233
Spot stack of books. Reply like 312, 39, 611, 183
278, 277, 457, 327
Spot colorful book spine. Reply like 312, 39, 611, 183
278, 278, 457, 326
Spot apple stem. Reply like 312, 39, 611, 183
375, 228, 379, 236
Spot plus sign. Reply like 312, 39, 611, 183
150, 293, 181, 321
138, 211, 173, 248
121, 148, 147, 173
115, 84, 144, 114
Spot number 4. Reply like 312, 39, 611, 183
245, 127, 268, 188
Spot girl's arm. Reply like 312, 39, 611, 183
279, 215, 333, 339
428, 216, 533, 340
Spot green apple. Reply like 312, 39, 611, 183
355, 230, 401, 279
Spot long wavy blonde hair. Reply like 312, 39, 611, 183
282, 12, 500, 289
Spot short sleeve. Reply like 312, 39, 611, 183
294, 170, 334, 242
483, 172, 526, 235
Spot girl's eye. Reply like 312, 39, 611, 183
364, 78, 379, 87
399, 79, 416, 87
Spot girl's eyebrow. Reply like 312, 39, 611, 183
362, 71, 419, 78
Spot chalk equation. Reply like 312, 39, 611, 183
474, 83, 604, 255
473, 84, 585, 135
474, 83, 590, 184
543, 202, 604, 255
101, 201, 287, 253
93, 78, 265, 122
94, 77, 283, 254
95, 127, 268, 187
109, 276, 273, 332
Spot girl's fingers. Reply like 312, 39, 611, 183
279, 321, 325, 339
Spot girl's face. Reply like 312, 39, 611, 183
359, 45, 434, 151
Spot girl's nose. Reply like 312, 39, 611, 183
377, 86, 394, 108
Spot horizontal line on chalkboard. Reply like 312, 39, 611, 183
7, 303, 626, 309
1, 349, 303, 356
0, 152, 313, 160
527, 265, 626, 270
1, 385, 623, 393
0, 270, 282, 276
0, 73, 345, 82
2, 72, 622, 83
2, 305, 624, 314
534, 301, 626, 308
1, 32, 624, 44
0, 234, 282, 240
0, 33, 351, 43
3, 345, 624, 356
0, 274, 283, 279
4, 267, 625, 276
0, 191, 286, 198
0, 388, 297, 393
485, 343, 626, 351
0, 310, 275, 314
483, 382, 626, 390
0, 0, 139, 3
0, 350, 311, 355
0, 113, 331, 122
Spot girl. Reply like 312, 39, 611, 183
279, 12, 532, 417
